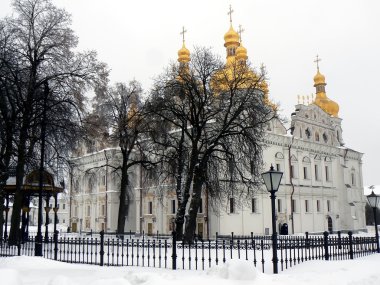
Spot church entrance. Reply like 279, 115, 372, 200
147, 223, 153, 235
71, 222, 77, 232
197, 223, 203, 239
327, 216, 333, 233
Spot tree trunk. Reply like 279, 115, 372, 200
117, 150, 130, 235
183, 166, 204, 243
175, 142, 197, 240
8, 140, 27, 245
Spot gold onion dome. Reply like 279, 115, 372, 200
313, 70, 326, 86
236, 43, 248, 61
224, 25, 240, 47
178, 42, 190, 63
312, 66, 339, 117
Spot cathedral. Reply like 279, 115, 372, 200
59, 10, 366, 237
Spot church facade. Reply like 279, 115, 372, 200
60, 13, 366, 237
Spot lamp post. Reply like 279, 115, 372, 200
35, 82, 49, 256
262, 165, 283, 274
367, 190, 380, 253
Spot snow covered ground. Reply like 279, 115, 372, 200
1, 254, 379, 285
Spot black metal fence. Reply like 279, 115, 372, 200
0, 231, 378, 273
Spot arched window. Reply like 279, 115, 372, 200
323, 133, 328, 143
275, 152, 284, 171
302, 156, 311, 163
315, 132, 320, 142
305, 128, 311, 139
351, 168, 356, 186
302, 157, 311, 179
290, 155, 298, 179
275, 152, 284, 159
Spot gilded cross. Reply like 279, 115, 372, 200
238, 24, 245, 42
228, 5, 234, 23
314, 55, 322, 71
180, 26, 187, 43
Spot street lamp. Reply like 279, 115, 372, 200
262, 165, 283, 274
367, 190, 380, 253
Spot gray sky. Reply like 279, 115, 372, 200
1, 0, 379, 186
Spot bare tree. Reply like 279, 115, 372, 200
148, 47, 277, 241
91, 80, 154, 234
1, 0, 107, 245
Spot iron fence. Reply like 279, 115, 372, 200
0, 231, 378, 273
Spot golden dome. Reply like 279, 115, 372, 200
224, 24, 240, 47
312, 67, 339, 117
236, 43, 248, 62
178, 42, 190, 63
313, 70, 325, 86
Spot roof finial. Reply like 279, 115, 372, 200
228, 5, 234, 24
238, 24, 244, 42
180, 26, 187, 44
314, 54, 322, 71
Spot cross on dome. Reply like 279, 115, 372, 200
238, 24, 244, 42
228, 5, 234, 23
314, 55, 322, 71
180, 26, 187, 43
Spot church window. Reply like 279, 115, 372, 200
291, 164, 298, 179
148, 201, 153, 214
305, 200, 310, 213
62, 204, 65, 210
87, 205, 91, 216
327, 200, 331, 212
101, 204, 105, 216
315, 132, 320, 142
276, 163, 281, 171
277, 199, 283, 213
323, 133, 328, 143
325, 166, 330, 181
291, 199, 297, 213
252, 198, 258, 213
229, 198, 235, 214
316, 200, 321, 212
305, 128, 311, 139
303, 167, 308, 179
315, 165, 320, 181
199, 198, 203, 213
63, 219, 65, 224
102, 175, 106, 186
275, 152, 284, 159
74, 206, 78, 217
351, 173, 356, 186
291, 165, 294, 178
171, 199, 176, 214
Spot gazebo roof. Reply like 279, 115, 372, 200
3, 169, 63, 196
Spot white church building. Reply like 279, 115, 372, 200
60, 17, 366, 238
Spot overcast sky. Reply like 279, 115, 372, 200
1, 0, 379, 186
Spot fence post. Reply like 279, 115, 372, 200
17, 240, 21, 256
337, 231, 342, 249
100, 230, 104, 266
54, 230, 58, 260
305, 232, 309, 249
172, 231, 177, 270
323, 231, 329, 260
348, 231, 354, 260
